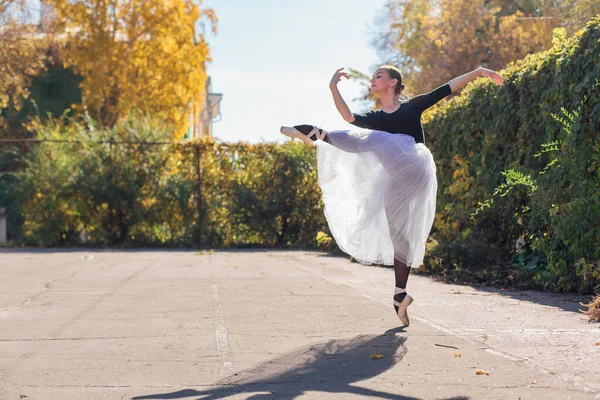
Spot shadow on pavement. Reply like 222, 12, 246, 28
132, 327, 464, 400
476, 286, 588, 314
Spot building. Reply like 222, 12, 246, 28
187, 76, 223, 140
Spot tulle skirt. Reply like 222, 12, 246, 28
316, 129, 437, 267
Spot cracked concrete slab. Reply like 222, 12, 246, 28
0, 249, 598, 399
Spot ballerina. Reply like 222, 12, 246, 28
281, 65, 503, 326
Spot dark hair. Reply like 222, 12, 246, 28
378, 65, 405, 95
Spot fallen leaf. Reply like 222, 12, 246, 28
596, 342, 600, 346
454, 353, 462, 357
476, 370, 490, 375
370, 353, 384, 359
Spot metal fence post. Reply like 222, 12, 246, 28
0, 207, 6, 243
195, 144, 204, 241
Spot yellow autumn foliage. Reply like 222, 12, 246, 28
0, 0, 52, 133
46, 0, 217, 139
372, 0, 599, 95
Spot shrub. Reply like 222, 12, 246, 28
422, 18, 600, 293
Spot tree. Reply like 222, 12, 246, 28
0, 0, 53, 135
46, 0, 217, 138
367, 0, 599, 96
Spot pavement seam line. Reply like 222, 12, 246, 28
210, 256, 233, 378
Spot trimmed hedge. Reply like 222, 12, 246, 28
2, 113, 329, 249
422, 19, 600, 292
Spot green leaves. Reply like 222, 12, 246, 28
424, 17, 600, 293
8, 113, 330, 249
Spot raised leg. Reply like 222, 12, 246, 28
279, 124, 331, 144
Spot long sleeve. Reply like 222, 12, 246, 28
350, 110, 375, 129
409, 83, 452, 112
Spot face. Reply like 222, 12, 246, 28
370, 68, 397, 95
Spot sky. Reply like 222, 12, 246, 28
200, 0, 388, 143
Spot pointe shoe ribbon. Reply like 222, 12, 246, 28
393, 287, 414, 327
280, 125, 327, 144
307, 126, 327, 141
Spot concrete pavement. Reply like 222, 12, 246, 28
0, 249, 598, 399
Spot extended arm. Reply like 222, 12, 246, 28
411, 67, 504, 112
448, 67, 504, 92
329, 68, 355, 123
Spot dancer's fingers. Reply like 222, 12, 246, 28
331, 69, 350, 87
332, 69, 346, 79
484, 70, 504, 86
493, 73, 503, 85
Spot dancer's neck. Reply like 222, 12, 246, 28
380, 94, 401, 113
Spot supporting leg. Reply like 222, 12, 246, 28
393, 258, 413, 326
394, 258, 410, 293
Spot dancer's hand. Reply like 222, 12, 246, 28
330, 68, 349, 89
478, 67, 504, 86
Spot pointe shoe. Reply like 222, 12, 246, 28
393, 287, 414, 327
280, 125, 327, 144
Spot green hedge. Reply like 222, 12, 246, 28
1, 112, 330, 249
422, 19, 600, 293
2, 18, 598, 294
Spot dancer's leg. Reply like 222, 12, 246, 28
280, 124, 332, 144
394, 259, 410, 294
280, 124, 379, 153
325, 129, 378, 153
393, 258, 410, 305
293, 125, 332, 144
393, 259, 414, 326
386, 189, 414, 326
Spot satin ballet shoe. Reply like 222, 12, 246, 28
393, 287, 414, 327
280, 125, 328, 144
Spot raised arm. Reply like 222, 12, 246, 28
411, 67, 504, 112
410, 84, 453, 112
448, 67, 504, 92
329, 68, 355, 123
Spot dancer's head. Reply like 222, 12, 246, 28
370, 65, 405, 97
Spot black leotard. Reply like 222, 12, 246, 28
350, 83, 452, 144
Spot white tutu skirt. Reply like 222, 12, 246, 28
316, 129, 437, 267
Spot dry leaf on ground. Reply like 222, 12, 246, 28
370, 353, 384, 359
476, 370, 490, 375
580, 294, 600, 322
